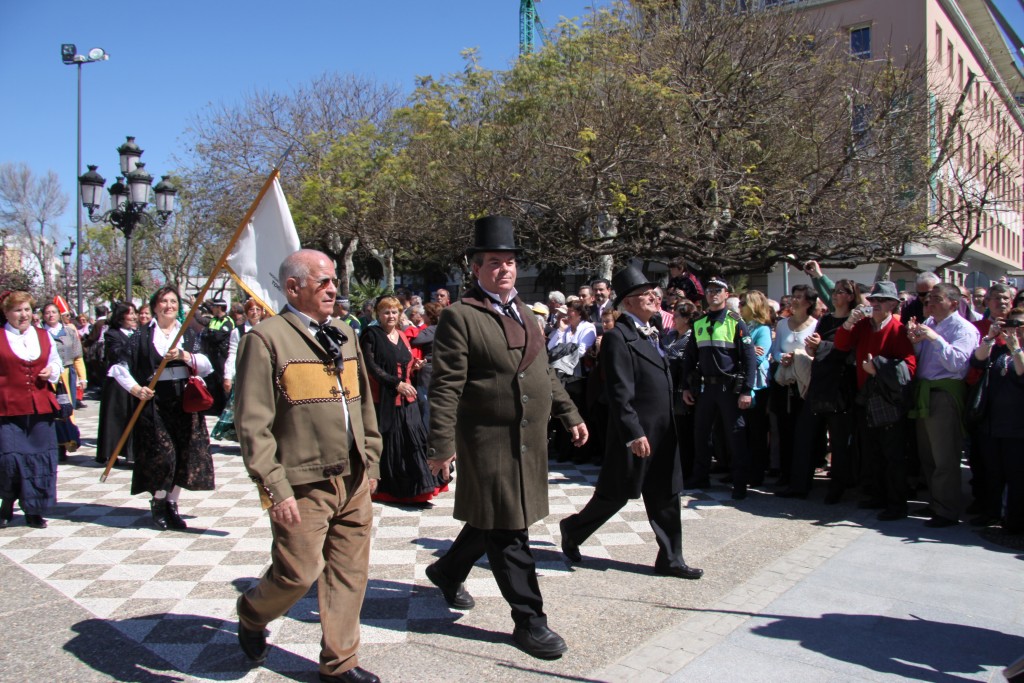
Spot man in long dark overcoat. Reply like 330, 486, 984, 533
559, 265, 703, 580
425, 216, 588, 660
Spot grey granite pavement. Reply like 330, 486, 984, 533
1, 398, 1022, 682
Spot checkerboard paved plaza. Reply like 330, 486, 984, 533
0, 404, 746, 681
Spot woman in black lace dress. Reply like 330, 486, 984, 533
361, 296, 445, 504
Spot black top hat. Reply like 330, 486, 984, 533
466, 215, 523, 256
612, 265, 658, 308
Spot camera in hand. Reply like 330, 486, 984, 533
1003, 318, 1024, 328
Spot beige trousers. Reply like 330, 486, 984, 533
238, 469, 372, 676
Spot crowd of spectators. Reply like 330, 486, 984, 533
1, 261, 1020, 539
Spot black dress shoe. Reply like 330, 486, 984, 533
857, 499, 885, 510
425, 563, 475, 609
512, 625, 568, 659
150, 498, 169, 530
655, 564, 704, 580
970, 514, 1000, 527
25, 515, 47, 529
319, 666, 381, 683
559, 519, 582, 563
236, 598, 269, 664
909, 504, 935, 517
0, 499, 12, 528
876, 509, 907, 521
731, 485, 747, 500
924, 515, 958, 528
164, 502, 188, 530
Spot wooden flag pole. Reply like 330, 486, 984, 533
100, 168, 282, 482
222, 263, 276, 317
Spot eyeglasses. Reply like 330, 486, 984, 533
309, 277, 340, 291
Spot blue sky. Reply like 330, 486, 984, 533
1, 0, 1022, 248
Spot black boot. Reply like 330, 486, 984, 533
25, 515, 47, 529
150, 498, 169, 530
164, 501, 188, 530
0, 499, 13, 529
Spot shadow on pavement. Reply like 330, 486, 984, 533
66, 610, 314, 682
749, 611, 1024, 682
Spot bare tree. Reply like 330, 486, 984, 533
176, 72, 402, 290
0, 163, 68, 296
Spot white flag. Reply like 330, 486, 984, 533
227, 177, 301, 313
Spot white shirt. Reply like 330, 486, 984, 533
224, 323, 253, 382
285, 304, 351, 435
623, 311, 665, 358
547, 320, 597, 356
4, 323, 61, 383
112, 320, 214, 392
478, 284, 523, 321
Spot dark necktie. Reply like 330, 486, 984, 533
491, 297, 522, 326
313, 321, 347, 369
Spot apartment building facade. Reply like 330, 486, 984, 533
775, 0, 1024, 292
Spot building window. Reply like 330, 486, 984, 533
935, 25, 942, 61
958, 56, 964, 88
850, 26, 871, 59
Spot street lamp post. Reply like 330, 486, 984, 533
62, 43, 109, 316
78, 136, 177, 303
60, 239, 75, 306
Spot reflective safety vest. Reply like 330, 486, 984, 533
692, 312, 741, 349
208, 316, 233, 332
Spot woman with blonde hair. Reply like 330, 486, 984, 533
740, 291, 774, 485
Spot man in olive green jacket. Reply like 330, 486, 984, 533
234, 249, 383, 683
425, 216, 588, 661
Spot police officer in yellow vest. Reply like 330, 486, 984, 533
680, 277, 758, 499
203, 298, 235, 416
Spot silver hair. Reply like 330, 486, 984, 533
279, 249, 326, 288
916, 271, 941, 287
548, 291, 565, 304
406, 305, 425, 316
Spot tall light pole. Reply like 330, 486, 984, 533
79, 137, 177, 303
60, 239, 75, 305
62, 43, 108, 315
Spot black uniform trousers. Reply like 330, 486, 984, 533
692, 382, 750, 486
433, 523, 546, 629
561, 490, 684, 570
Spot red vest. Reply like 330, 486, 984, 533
0, 327, 60, 416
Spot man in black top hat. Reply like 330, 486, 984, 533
560, 265, 703, 580
202, 298, 235, 416
425, 215, 588, 660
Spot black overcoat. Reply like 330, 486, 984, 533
595, 315, 683, 499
